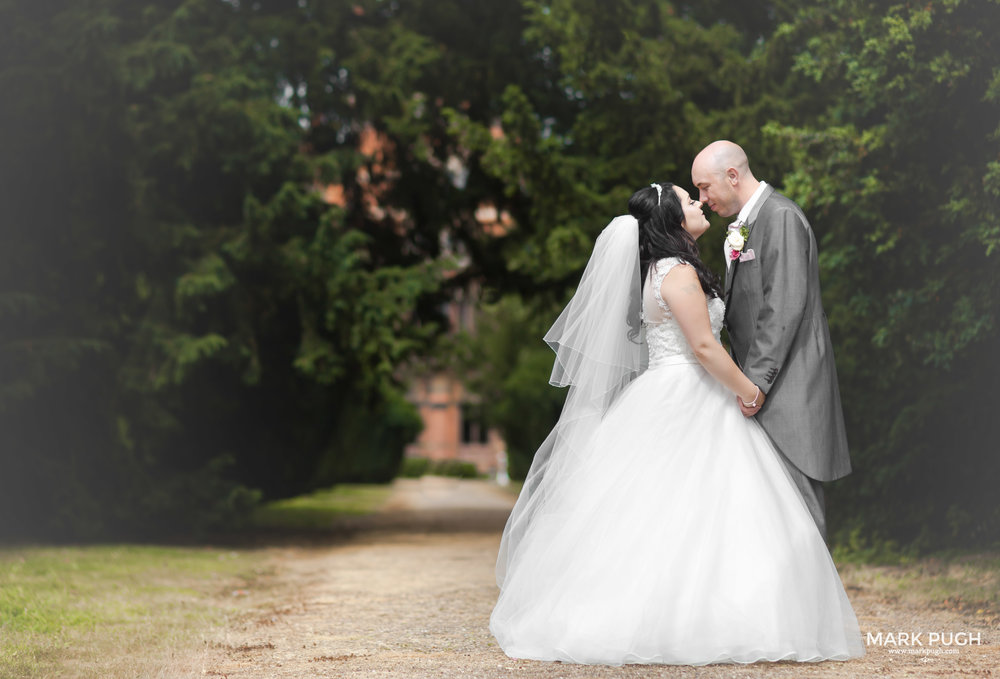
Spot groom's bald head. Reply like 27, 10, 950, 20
694, 141, 750, 177
691, 140, 759, 218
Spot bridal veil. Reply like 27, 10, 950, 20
495, 214, 644, 585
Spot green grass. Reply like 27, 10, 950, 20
830, 528, 1000, 620
836, 550, 1000, 627
901, 553, 1000, 610
0, 544, 266, 678
250, 483, 392, 530
0, 484, 393, 677
500, 480, 524, 498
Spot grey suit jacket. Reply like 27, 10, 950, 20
724, 186, 852, 482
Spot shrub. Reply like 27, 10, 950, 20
396, 457, 481, 479
398, 457, 431, 478
430, 459, 480, 479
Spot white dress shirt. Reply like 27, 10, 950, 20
726, 181, 769, 270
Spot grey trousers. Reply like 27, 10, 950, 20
773, 446, 827, 541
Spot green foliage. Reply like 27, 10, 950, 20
762, 0, 1000, 549
0, 0, 450, 538
430, 459, 482, 479
397, 457, 482, 479
831, 526, 918, 567
444, 0, 999, 550
443, 1, 766, 287
398, 456, 432, 478
2, 0, 996, 550
313, 387, 425, 485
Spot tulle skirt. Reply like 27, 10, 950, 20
490, 358, 865, 665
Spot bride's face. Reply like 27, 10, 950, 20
674, 186, 710, 239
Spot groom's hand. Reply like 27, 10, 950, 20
738, 388, 765, 417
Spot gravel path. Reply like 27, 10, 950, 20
197, 477, 997, 678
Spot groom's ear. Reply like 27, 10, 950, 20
725, 168, 739, 185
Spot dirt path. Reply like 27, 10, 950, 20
196, 477, 997, 678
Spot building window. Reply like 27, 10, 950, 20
461, 402, 489, 444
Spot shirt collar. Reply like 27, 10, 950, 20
737, 180, 768, 224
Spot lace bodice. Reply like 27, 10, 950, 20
641, 257, 726, 369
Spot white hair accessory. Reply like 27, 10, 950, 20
650, 182, 662, 205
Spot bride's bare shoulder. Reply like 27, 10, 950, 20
659, 261, 702, 301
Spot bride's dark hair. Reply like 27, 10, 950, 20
629, 183, 722, 300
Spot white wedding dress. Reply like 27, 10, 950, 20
490, 257, 865, 666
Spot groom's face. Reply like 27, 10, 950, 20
691, 167, 740, 218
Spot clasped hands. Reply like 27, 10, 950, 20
738, 385, 765, 417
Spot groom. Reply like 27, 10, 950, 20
691, 140, 852, 540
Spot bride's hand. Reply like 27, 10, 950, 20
738, 387, 765, 417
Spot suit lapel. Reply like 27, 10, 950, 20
725, 185, 774, 298
723, 185, 776, 338
741, 184, 774, 248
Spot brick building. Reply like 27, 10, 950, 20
402, 281, 508, 476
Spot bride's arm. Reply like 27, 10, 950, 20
660, 263, 763, 407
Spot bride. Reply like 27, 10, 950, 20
489, 182, 865, 666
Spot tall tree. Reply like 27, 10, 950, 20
443, 0, 791, 479
447, 0, 1000, 549
762, 0, 1000, 548
0, 0, 449, 537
